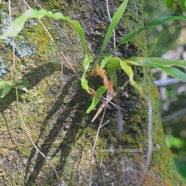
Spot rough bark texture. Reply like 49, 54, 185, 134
0, 0, 184, 185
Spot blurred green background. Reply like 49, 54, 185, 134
145, 0, 186, 182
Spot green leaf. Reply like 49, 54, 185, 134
125, 57, 186, 82
17, 85, 29, 93
98, 0, 128, 56
147, 16, 186, 27
0, 9, 88, 55
120, 60, 134, 84
16, 80, 23, 84
105, 56, 121, 70
81, 54, 92, 94
104, 57, 141, 91
146, 57, 186, 67
116, 15, 186, 47
0, 80, 12, 89
100, 55, 112, 69
128, 57, 186, 67
1, 84, 12, 98
81, 73, 90, 94
117, 28, 145, 48
154, 65, 186, 82
120, 60, 142, 93
86, 86, 107, 113
108, 70, 118, 88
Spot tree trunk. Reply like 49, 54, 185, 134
0, 0, 183, 185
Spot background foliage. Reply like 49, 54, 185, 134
145, 0, 186, 181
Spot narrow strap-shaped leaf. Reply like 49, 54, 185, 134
116, 28, 145, 48
108, 70, 118, 88
120, 60, 134, 84
120, 60, 142, 93
147, 16, 186, 27
105, 57, 186, 83
100, 55, 112, 69
0, 9, 88, 55
81, 54, 92, 94
124, 57, 186, 82
116, 15, 186, 48
98, 0, 128, 58
128, 57, 186, 67
152, 65, 186, 82
146, 57, 186, 67
86, 86, 107, 113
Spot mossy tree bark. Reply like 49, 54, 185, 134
0, 0, 183, 185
